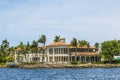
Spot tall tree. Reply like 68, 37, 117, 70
0, 45, 6, 63
38, 35, 46, 63
26, 41, 30, 51
31, 40, 38, 53
86, 42, 90, 52
78, 40, 88, 47
38, 35, 46, 46
54, 35, 60, 42
78, 40, 90, 52
78, 40, 84, 47
94, 42, 99, 51
70, 38, 78, 61
18, 42, 24, 49
17, 41, 26, 61
7, 47, 15, 62
24, 41, 31, 54
101, 40, 120, 63
1, 39, 9, 56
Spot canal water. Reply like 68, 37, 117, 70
0, 68, 120, 80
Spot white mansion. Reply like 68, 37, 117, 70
14, 38, 100, 64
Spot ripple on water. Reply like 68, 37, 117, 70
0, 68, 120, 80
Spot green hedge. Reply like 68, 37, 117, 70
71, 61, 78, 64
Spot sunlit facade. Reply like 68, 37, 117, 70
14, 38, 100, 64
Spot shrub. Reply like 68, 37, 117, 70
112, 60, 120, 64
71, 61, 78, 65
0, 56, 6, 63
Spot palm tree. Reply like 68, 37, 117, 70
1, 39, 9, 56
94, 42, 99, 51
54, 35, 60, 42
78, 40, 85, 47
7, 47, 15, 62
31, 40, 38, 53
17, 41, 26, 62
78, 40, 88, 47
38, 35, 46, 63
86, 42, 90, 52
38, 35, 46, 46
25, 42, 31, 54
70, 38, 78, 61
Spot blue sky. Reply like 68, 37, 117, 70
0, 0, 120, 46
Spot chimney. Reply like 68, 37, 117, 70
59, 38, 65, 43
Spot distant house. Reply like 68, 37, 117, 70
14, 38, 100, 64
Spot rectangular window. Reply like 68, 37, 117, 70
59, 48, 60, 54
49, 57, 53, 62
66, 48, 68, 54
56, 48, 58, 54
49, 48, 53, 54
61, 48, 63, 54
32, 57, 40, 62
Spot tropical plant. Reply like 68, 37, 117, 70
38, 35, 46, 46
78, 40, 88, 47
17, 42, 28, 61
38, 35, 46, 63
26, 42, 30, 51
86, 42, 90, 52
101, 40, 120, 63
31, 40, 38, 53
70, 38, 78, 61
78, 40, 90, 52
0, 56, 6, 63
1, 39, 9, 56
7, 47, 15, 62
94, 42, 99, 51
54, 35, 60, 42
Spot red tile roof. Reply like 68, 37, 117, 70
47, 42, 69, 47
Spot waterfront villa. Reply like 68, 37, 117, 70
46, 38, 70, 63
14, 38, 100, 64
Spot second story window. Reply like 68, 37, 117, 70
49, 48, 53, 54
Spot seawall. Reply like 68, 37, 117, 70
15, 64, 120, 68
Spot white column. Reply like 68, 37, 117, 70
53, 48, 55, 62
58, 56, 60, 62
47, 48, 50, 62
79, 56, 81, 62
47, 56, 49, 62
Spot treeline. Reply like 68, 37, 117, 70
0, 35, 105, 63
101, 40, 120, 63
